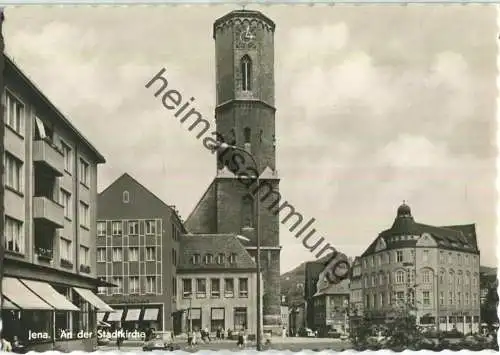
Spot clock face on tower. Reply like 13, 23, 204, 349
236, 24, 256, 49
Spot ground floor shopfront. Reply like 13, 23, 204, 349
420, 311, 481, 334
2, 260, 114, 352
99, 303, 165, 334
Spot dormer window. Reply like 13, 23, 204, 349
216, 253, 225, 264
204, 254, 213, 264
241, 55, 252, 91
191, 254, 201, 265
229, 253, 237, 264
123, 191, 130, 203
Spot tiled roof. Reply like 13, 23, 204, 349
314, 279, 350, 297
178, 234, 257, 271
361, 203, 479, 257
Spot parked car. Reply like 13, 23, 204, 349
142, 331, 177, 351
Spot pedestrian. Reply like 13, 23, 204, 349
216, 328, 221, 340
187, 330, 193, 348
1, 337, 12, 352
221, 328, 225, 340
116, 324, 125, 349
237, 331, 244, 349
204, 327, 211, 343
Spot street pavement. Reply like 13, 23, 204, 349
97, 337, 353, 352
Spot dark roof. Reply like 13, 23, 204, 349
5, 55, 105, 164
361, 203, 479, 256
178, 234, 257, 271
480, 266, 497, 276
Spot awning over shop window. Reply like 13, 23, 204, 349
187, 308, 200, 320
2, 277, 53, 310
73, 287, 114, 312
125, 308, 141, 321
22, 279, 79, 311
143, 308, 160, 321
211, 308, 224, 320
3, 298, 19, 310
97, 312, 106, 322
107, 309, 124, 322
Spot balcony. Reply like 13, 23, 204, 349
33, 139, 64, 177
33, 196, 64, 228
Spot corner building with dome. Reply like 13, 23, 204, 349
357, 203, 481, 334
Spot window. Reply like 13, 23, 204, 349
447, 252, 452, 264
473, 293, 477, 306
472, 276, 477, 286
395, 270, 405, 284
183, 279, 192, 298
457, 253, 462, 264
225, 278, 234, 298
457, 292, 461, 305
211, 308, 225, 332
172, 277, 177, 297
371, 274, 376, 286
423, 250, 429, 262
456, 273, 462, 286
192, 254, 201, 264
449, 292, 453, 305
448, 271, 453, 285
423, 291, 430, 305
216, 253, 225, 264
112, 221, 122, 235
196, 278, 207, 298
79, 202, 89, 228
80, 246, 89, 266
146, 276, 156, 294
5, 153, 23, 192
112, 248, 122, 262
439, 251, 445, 263
364, 275, 368, 288
439, 270, 445, 284
204, 254, 213, 264
370, 256, 375, 266
97, 221, 106, 236
241, 55, 252, 91
128, 220, 139, 235
465, 254, 469, 265
465, 274, 470, 286
146, 220, 156, 234
396, 250, 403, 263
396, 291, 404, 304
423, 270, 431, 283
97, 248, 106, 262
239, 278, 248, 298
123, 191, 129, 203
61, 141, 72, 173
440, 292, 444, 305
129, 247, 138, 262
241, 195, 253, 227
172, 248, 177, 266
4, 92, 24, 134
97, 287, 106, 295
113, 277, 123, 294
465, 293, 469, 305
362, 259, 367, 268
379, 273, 384, 285
211, 279, 220, 298
129, 277, 139, 294
5, 216, 24, 254
79, 159, 89, 186
229, 253, 237, 264
146, 247, 155, 261
408, 270, 415, 284
60, 238, 72, 262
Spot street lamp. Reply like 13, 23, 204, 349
217, 142, 262, 351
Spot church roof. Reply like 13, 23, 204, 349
178, 233, 257, 272
361, 203, 479, 257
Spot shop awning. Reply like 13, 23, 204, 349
2, 277, 53, 310
125, 308, 141, 321
187, 308, 200, 320
22, 279, 79, 311
3, 298, 19, 310
143, 308, 159, 321
211, 308, 224, 320
73, 287, 114, 312
107, 309, 124, 322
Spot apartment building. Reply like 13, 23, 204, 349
359, 202, 481, 334
95, 173, 184, 333
2, 55, 112, 352
176, 234, 259, 335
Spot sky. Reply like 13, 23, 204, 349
3, 4, 497, 273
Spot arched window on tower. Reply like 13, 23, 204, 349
241, 195, 254, 228
241, 55, 252, 91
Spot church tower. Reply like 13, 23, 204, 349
213, 10, 282, 331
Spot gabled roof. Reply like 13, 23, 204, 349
313, 279, 350, 297
361, 203, 479, 257
178, 233, 257, 271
